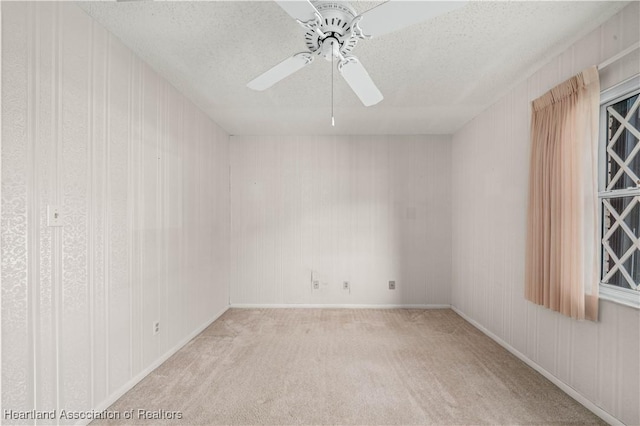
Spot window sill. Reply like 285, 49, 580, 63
599, 283, 640, 309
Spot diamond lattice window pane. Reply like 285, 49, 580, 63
606, 94, 640, 190
601, 196, 640, 290
611, 94, 640, 126
607, 270, 631, 289
622, 253, 640, 288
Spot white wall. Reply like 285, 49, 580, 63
3, 0, 638, 424
1, 2, 230, 422
230, 135, 451, 306
451, 3, 639, 425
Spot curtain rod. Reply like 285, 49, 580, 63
598, 42, 640, 70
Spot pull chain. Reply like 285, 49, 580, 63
331, 40, 335, 127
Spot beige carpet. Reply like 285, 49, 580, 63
94, 309, 604, 425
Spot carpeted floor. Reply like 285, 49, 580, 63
94, 309, 605, 425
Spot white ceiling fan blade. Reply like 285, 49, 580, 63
339, 57, 383, 107
275, 0, 321, 23
357, 1, 467, 38
247, 53, 315, 91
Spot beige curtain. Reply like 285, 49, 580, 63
525, 66, 600, 321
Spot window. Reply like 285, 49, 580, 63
599, 76, 640, 308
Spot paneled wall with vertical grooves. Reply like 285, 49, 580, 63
451, 3, 639, 424
1, 2, 230, 422
230, 135, 452, 306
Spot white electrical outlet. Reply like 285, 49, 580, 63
389, 280, 396, 290
312, 280, 320, 290
47, 205, 63, 227
153, 321, 160, 335
343, 281, 350, 291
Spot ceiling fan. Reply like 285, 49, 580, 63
247, 1, 466, 107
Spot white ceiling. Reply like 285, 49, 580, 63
78, 1, 630, 135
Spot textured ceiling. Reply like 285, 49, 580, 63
78, 1, 629, 135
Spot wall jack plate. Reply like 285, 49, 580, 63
389, 280, 396, 290
312, 280, 320, 290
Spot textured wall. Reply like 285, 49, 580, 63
230, 135, 451, 306
1, 2, 230, 421
451, 3, 639, 425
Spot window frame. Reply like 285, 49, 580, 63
598, 74, 640, 309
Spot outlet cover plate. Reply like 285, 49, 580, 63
389, 280, 396, 290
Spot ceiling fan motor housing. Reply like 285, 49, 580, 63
306, 1, 359, 60
249, 0, 468, 107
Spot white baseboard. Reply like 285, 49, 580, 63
86, 304, 617, 425
450, 306, 622, 426
82, 305, 229, 426
230, 303, 451, 309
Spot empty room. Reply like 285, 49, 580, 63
1, 0, 639, 425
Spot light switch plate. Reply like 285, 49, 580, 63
47, 205, 63, 227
